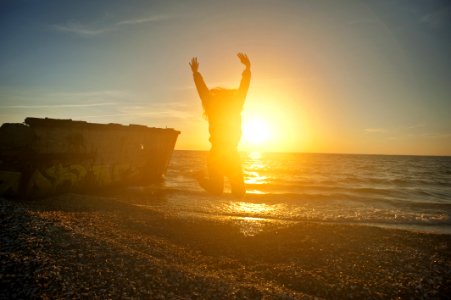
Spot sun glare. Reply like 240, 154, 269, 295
242, 117, 272, 147
238, 89, 306, 152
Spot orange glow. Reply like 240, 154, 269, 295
244, 151, 268, 194
177, 58, 313, 153
242, 116, 272, 146
231, 202, 274, 215
239, 86, 307, 152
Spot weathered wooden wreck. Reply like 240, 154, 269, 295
0, 117, 180, 197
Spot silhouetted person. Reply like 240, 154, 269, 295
190, 53, 251, 197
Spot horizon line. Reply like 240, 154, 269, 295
173, 148, 451, 158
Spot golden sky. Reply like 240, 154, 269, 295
1, 0, 450, 155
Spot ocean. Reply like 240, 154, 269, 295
128, 151, 451, 235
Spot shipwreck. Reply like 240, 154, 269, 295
0, 117, 180, 197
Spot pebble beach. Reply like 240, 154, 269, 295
1, 194, 450, 299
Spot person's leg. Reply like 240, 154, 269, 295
196, 150, 224, 195
227, 151, 246, 198
230, 173, 245, 197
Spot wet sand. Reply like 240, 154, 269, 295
1, 194, 450, 299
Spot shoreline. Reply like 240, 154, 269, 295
147, 208, 451, 237
1, 194, 450, 298
347, 221, 451, 236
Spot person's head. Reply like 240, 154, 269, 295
201, 87, 237, 117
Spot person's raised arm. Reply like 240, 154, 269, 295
190, 57, 210, 107
237, 53, 251, 104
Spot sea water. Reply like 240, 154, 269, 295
131, 151, 451, 235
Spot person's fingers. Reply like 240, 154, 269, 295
190, 57, 199, 70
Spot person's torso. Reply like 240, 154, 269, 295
206, 98, 242, 147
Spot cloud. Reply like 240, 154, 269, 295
0, 89, 132, 108
116, 15, 170, 26
52, 22, 113, 37
52, 14, 171, 37
0, 87, 191, 128
1, 103, 116, 109
117, 103, 195, 120
365, 124, 429, 135
420, 132, 451, 139
406, 123, 426, 130
347, 19, 385, 27
48, 90, 133, 99
365, 128, 386, 133
384, 130, 451, 141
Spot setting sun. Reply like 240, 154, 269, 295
242, 116, 272, 146
239, 89, 307, 153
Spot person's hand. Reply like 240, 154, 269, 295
189, 57, 199, 73
237, 52, 250, 68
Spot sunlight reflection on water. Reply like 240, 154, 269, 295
149, 151, 451, 236
230, 201, 275, 215
243, 152, 268, 194
225, 200, 286, 236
